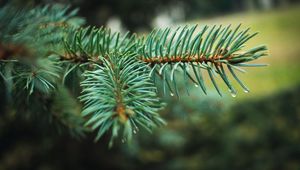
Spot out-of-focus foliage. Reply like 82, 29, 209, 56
4, 0, 300, 30
0, 85, 299, 170
0, 4, 87, 138
119, 85, 300, 170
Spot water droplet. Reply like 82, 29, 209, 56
243, 89, 250, 93
133, 129, 137, 134
170, 93, 174, 97
121, 138, 126, 143
230, 90, 237, 98
194, 83, 199, 87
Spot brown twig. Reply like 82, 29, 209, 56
0, 43, 31, 60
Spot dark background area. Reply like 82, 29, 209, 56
1, 0, 300, 31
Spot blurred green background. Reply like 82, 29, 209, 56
1, 0, 300, 169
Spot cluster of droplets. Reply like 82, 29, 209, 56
133, 127, 139, 134
162, 72, 251, 98
170, 83, 199, 97
121, 122, 140, 144
228, 88, 250, 97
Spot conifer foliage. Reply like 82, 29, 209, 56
0, 4, 268, 146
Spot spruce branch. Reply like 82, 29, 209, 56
61, 25, 268, 97
138, 25, 268, 96
58, 25, 268, 143
0, 4, 269, 146
79, 53, 165, 146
